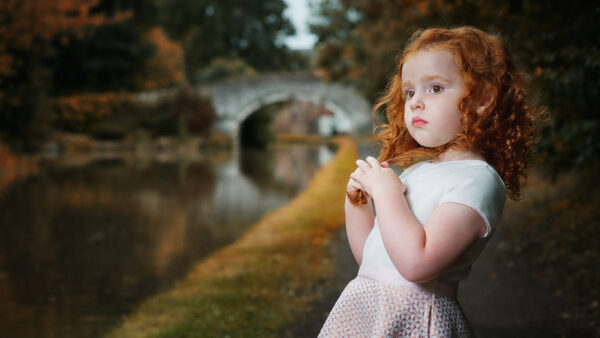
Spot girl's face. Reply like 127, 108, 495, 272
401, 49, 466, 148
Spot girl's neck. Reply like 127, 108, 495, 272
435, 147, 485, 163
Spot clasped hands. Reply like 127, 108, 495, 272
346, 156, 406, 206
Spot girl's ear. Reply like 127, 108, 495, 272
476, 91, 495, 115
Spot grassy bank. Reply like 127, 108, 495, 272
499, 165, 600, 333
107, 137, 359, 337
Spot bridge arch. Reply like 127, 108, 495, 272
208, 74, 373, 146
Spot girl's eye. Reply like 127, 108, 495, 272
429, 85, 444, 94
404, 89, 415, 98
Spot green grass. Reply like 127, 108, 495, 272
106, 137, 359, 338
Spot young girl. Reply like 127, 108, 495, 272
319, 27, 536, 337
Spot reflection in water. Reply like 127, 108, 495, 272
0, 143, 336, 338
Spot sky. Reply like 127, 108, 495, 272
284, 0, 318, 50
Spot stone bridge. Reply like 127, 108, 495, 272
137, 73, 373, 145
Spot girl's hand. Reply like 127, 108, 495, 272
347, 159, 389, 206
346, 172, 368, 206
350, 157, 405, 199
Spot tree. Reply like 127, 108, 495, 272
137, 26, 184, 91
0, 0, 109, 86
310, 0, 509, 100
157, 0, 298, 83
171, 87, 215, 137
0, 0, 124, 148
48, 0, 159, 94
505, 1, 600, 169
310, 0, 600, 170
49, 22, 155, 93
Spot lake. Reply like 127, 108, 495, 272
0, 143, 337, 338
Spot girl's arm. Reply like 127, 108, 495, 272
345, 195, 374, 265
352, 157, 484, 283
344, 169, 376, 265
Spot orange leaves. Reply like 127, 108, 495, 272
0, 142, 16, 169
0, 0, 127, 80
50, 93, 135, 129
56, 0, 97, 14
138, 27, 184, 91
6, 0, 103, 42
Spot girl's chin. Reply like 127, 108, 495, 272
409, 133, 449, 148
412, 137, 441, 148
417, 141, 447, 148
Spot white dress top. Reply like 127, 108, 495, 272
361, 160, 506, 282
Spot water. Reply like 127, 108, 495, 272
0, 143, 336, 338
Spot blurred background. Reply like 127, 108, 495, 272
0, 0, 598, 337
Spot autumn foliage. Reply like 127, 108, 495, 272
0, 0, 127, 86
171, 87, 216, 135
49, 92, 135, 132
0, 0, 135, 147
312, 0, 600, 171
138, 27, 184, 91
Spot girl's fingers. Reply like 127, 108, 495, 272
352, 156, 388, 187
350, 168, 363, 182
355, 159, 371, 171
349, 176, 361, 185
347, 177, 362, 189
365, 156, 380, 167
357, 156, 385, 170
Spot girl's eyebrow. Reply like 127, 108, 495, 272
402, 75, 451, 88
422, 75, 450, 83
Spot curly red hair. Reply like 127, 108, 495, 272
374, 27, 536, 200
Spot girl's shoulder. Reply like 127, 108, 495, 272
408, 159, 499, 175
402, 159, 505, 191
434, 160, 507, 237
439, 159, 502, 176
442, 160, 505, 190
398, 160, 430, 178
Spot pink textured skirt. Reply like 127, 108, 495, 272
318, 265, 473, 337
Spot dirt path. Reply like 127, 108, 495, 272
284, 228, 358, 337
288, 142, 595, 337
291, 224, 592, 337
459, 228, 593, 337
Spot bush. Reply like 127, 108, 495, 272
49, 93, 136, 133
89, 122, 128, 140
135, 97, 178, 137
171, 87, 215, 136
194, 57, 257, 84
47, 89, 218, 141
141, 112, 178, 137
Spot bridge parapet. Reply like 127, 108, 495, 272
136, 73, 373, 145
208, 74, 372, 143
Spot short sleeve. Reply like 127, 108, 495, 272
438, 165, 506, 237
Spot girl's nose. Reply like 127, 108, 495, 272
409, 92, 424, 110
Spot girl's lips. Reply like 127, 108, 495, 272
412, 117, 427, 126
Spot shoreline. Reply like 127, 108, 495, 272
106, 137, 360, 337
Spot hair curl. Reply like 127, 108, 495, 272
374, 27, 537, 200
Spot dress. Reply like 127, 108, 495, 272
319, 160, 506, 337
